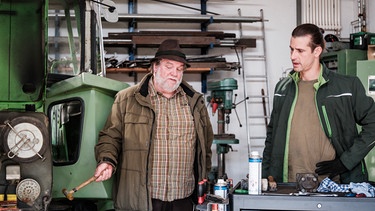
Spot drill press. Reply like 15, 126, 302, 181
207, 78, 241, 180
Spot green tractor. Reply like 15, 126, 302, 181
0, 0, 128, 210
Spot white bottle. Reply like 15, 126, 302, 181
214, 179, 227, 211
248, 151, 262, 195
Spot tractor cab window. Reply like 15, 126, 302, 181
49, 99, 83, 165
47, 1, 103, 79
48, 4, 82, 76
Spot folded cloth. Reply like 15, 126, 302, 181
317, 177, 350, 193
317, 177, 375, 197
350, 182, 375, 197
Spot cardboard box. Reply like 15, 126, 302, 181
369, 45, 375, 60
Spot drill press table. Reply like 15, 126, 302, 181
229, 183, 375, 211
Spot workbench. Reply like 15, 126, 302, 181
229, 183, 375, 211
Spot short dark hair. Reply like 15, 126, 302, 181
292, 23, 325, 51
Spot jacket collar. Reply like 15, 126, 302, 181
315, 63, 330, 89
289, 63, 330, 90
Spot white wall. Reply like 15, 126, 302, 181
104, 0, 375, 185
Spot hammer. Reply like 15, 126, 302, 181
62, 175, 97, 200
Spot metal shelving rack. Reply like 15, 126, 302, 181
103, 14, 263, 70
103, 2, 270, 154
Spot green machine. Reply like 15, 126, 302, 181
0, 0, 130, 210
207, 78, 244, 180
44, 1, 130, 210
320, 49, 367, 76
357, 60, 375, 182
46, 73, 128, 210
0, 1, 52, 210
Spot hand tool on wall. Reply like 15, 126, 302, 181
62, 176, 97, 200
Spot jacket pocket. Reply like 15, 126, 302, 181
124, 112, 151, 150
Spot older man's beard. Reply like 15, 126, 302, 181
154, 70, 182, 93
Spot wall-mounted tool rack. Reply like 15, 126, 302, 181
103, 13, 264, 74
102, 4, 271, 161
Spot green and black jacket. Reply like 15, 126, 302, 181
262, 64, 375, 184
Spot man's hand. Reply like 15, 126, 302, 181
95, 162, 113, 182
315, 158, 348, 179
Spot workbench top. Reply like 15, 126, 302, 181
229, 182, 375, 211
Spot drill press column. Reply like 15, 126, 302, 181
207, 78, 239, 179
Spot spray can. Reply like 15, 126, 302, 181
214, 179, 227, 211
248, 151, 262, 195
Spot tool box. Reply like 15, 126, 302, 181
350, 32, 375, 50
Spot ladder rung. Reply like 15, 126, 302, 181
249, 123, 267, 127
247, 95, 270, 98
246, 80, 267, 83
250, 136, 267, 139
246, 75, 267, 78
249, 115, 270, 119
247, 102, 269, 104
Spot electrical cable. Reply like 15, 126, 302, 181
91, 0, 116, 12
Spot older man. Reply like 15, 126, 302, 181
94, 39, 214, 211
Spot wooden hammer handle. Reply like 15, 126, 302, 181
72, 176, 97, 192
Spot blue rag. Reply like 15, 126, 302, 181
317, 177, 375, 197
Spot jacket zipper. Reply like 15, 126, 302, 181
146, 109, 155, 211
320, 105, 332, 138
283, 78, 299, 183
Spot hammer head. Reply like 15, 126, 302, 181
62, 188, 74, 201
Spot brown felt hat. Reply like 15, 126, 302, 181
151, 39, 190, 68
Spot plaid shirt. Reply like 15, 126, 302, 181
149, 81, 196, 201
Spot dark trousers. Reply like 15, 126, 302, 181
152, 196, 194, 211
